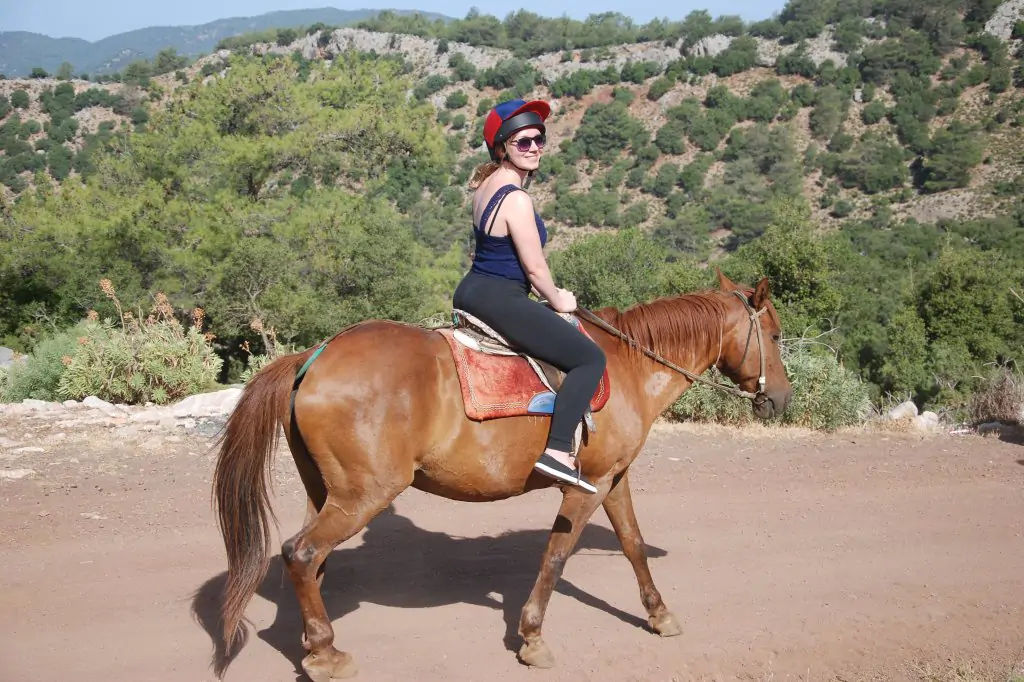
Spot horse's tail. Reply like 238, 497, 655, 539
211, 347, 314, 651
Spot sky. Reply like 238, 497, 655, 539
2, 0, 786, 42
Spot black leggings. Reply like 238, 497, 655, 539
453, 271, 607, 452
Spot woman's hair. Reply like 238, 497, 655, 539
468, 161, 500, 189
468, 145, 504, 189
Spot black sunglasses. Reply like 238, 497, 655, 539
509, 134, 546, 152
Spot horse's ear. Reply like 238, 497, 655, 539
753, 277, 771, 309
716, 268, 737, 291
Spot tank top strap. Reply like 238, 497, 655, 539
475, 184, 523, 235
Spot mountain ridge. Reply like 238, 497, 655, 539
0, 7, 455, 77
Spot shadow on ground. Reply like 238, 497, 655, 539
191, 504, 668, 679
997, 425, 1024, 446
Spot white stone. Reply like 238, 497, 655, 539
0, 468, 36, 480
985, 0, 1024, 40
81, 395, 126, 416
914, 411, 940, 431
169, 387, 242, 418
22, 398, 59, 411
688, 34, 733, 59
886, 400, 918, 421
128, 409, 164, 424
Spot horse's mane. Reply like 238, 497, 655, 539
592, 289, 728, 366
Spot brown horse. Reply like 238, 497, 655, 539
211, 269, 793, 682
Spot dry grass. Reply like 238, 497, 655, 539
650, 416, 819, 440
969, 365, 1024, 425
679, 653, 1024, 682
650, 410, 949, 446
904, 654, 1024, 682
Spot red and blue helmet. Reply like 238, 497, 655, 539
482, 99, 551, 162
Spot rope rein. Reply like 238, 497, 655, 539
574, 291, 768, 403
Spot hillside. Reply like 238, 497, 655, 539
0, 7, 453, 78
5, 10, 1024, 243
2, 1, 1023, 421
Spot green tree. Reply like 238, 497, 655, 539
836, 132, 908, 193
916, 245, 1018, 364
0, 52, 456, 355
879, 307, 930, 396
276, 28, 298, 46
550, 228, 681, 309
153, 48, 189, 75
572, 100, 647, 163
919, 121, 984, 192
727, 198, 843, 336
809, 86, 846, 140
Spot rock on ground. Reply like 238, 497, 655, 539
0, 387, 242, 435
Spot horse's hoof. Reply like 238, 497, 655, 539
518, 639, 556, 668
649, 611, 683, 637
302, 647, 358, 681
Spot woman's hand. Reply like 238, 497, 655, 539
551, 288, 577, 313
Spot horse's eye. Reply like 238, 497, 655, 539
772, 334, 781, 343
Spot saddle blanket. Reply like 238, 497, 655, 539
437, 323, 611, 421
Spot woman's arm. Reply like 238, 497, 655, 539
503, 191, 564, 304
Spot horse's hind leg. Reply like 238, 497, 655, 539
517, 487, 607, 668
287, 433, 331, 647
603, 471, 681, 637
281, 484, 407, 682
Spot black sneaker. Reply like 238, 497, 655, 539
533, 453, 598, 494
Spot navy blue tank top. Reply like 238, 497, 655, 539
470, 184, 548, 284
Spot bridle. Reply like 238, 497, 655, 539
575, 290, 770, 405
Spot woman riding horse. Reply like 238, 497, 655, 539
453, 99, 605, 494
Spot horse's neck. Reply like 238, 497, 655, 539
602, 321, 716, 421
595, 295, 728, 425
625, 328, 722, 424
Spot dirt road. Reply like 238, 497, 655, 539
1, 415, 1023, 682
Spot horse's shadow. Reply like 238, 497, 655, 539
190, 503, 668, 679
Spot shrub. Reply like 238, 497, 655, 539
647, 76, 674, 101
239, 352, 274, 384
668, 339, 872, 431
55, 281, 222, 404
861, 100, 886, 125
10, 89, 29, 109
666, 367, 753, 426
0, 328, 81, 402
780, 343, 873, 429
445, 90, 468, 110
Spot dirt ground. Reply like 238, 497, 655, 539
1, 414, 1023, 682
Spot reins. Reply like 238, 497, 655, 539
574, 290, 769, 403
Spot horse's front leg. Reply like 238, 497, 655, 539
517, 485, 608, 668
603, 469, 682, 636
